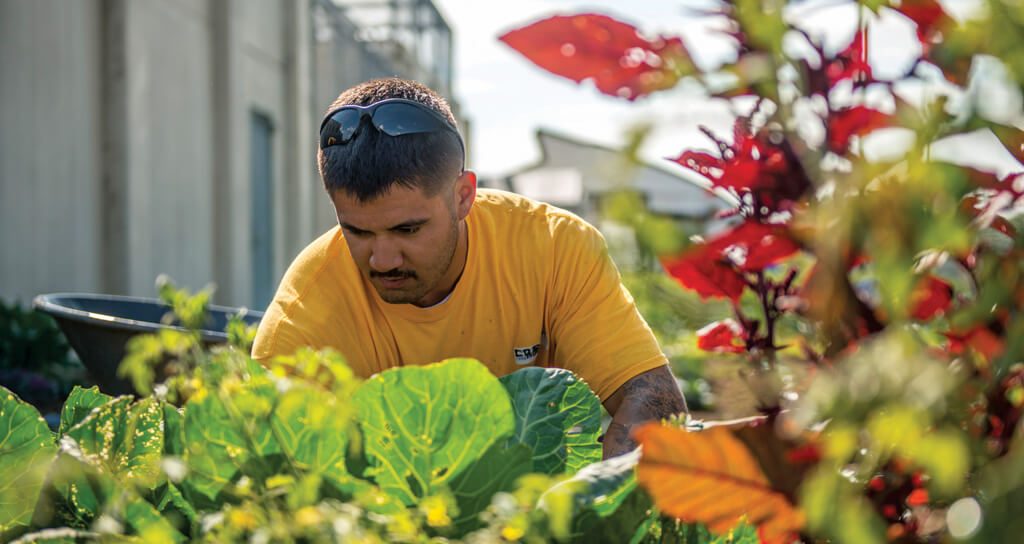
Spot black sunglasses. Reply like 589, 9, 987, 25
319, 98, 465, 157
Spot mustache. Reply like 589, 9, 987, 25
370, 269, 417, 280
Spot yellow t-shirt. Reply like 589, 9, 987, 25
251, 189, 667, 401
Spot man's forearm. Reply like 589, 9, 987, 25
602, 366, 688, 458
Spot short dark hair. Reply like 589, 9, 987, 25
317, 78, 464, 201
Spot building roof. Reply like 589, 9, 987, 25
500, 128, 733, 219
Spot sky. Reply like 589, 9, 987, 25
430, 0, 1024, 180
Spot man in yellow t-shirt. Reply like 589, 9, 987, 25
252, 78, 687, 458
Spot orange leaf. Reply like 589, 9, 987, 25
635, 424, 805, 542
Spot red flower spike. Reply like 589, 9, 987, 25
670, 117, 812, 211
661, 246, 747, 301
826, 30, 873, 87
498, 14, 691, 101
696, 319, 748, 353
827, 106, 892, 154
868, 475, 886, 492
906, 488, 930, 507
910, 276, 954, 321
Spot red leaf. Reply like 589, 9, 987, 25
826, 30, 873, 87
499, 14, 691, 100
661, 247, 747, 301
906, 488, 930, 507
709, 221, 800, 272
892, 0, 954, 52
909, 276, 953, 321
785, 444, 823, 465
697, 319, 747, 353
946, 326, 1006, 361
827, 106, 892, 154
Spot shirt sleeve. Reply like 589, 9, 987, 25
546, 217, 669, 401
251, 300, 315, 363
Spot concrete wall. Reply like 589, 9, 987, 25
0, 0, 315, 309
0, 0, 455, 310
120, 0, 216, 297
0, 1, 103, 305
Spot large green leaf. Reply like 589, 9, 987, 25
183, 378, 282, 500
271, 383, 352, 486
0, 387, 57, 532
58, 386, 113, 437
353, 358, 515, 504
449, 442, 533, 534
65, 397, 164, 489
500, 367, 602, 474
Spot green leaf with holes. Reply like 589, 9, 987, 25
353, 358, 515, 505
65, 396, 164, 489
0, 387, 57, 533
58, 386, 113, 437
500, 367, 603, 474
46, 433, 117, 525
183, 377, 282, 501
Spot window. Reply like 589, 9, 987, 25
250, 111, 275, 309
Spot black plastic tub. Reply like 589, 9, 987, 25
33, 293, 263, 395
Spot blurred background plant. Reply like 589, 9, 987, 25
0, 300, 87, 418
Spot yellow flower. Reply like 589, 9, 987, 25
501, 523, 526, 541
227, 508, 258, 531
421, 495, 452, 528
295, 506, 323, 527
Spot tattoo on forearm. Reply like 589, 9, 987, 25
603, 420, 637, 454
602, 370, 688, 459
620, 372, 689, 418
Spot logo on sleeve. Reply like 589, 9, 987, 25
513, 331, 547, 366
513, 344, 541, 365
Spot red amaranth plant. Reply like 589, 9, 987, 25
503, 1, 1024, 541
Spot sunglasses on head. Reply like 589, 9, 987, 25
319, 98, 465, 158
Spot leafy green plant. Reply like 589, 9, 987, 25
0, 285, 747, 543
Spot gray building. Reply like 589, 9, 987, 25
0, 0, 461, 310
493, 129, 731, 221
486, 130, 732, 270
